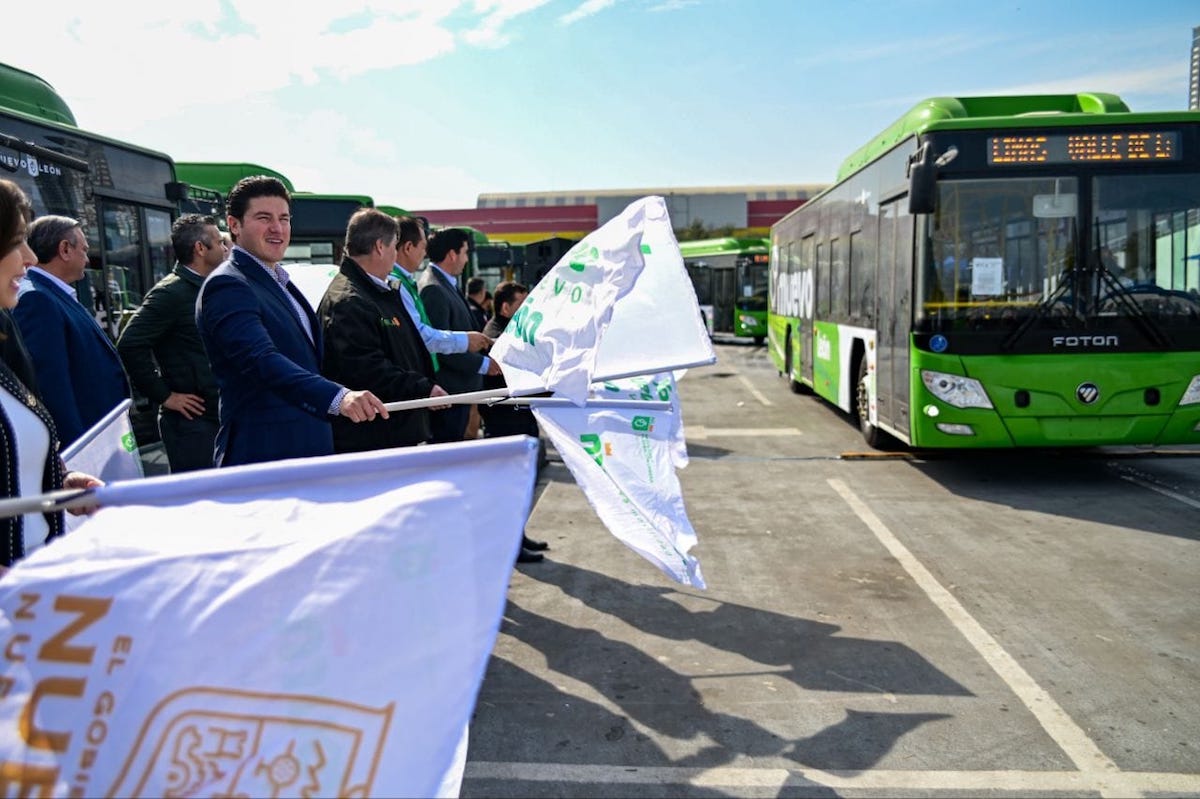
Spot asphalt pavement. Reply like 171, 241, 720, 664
462, 341, 1200, 799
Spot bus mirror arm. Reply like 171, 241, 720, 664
907, 142, 936, 214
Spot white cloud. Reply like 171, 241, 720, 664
465, 0, 557, 47
647, 0, 700, 10
974, 64, 1186, 106
559, 0, 620, 26
6, 1, 557, 131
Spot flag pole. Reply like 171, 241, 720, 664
381, 388, 511, 413
499, 398, 671, 410
0, 487, 97, 519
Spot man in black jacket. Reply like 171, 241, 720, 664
319, 209, 448, 452
481, 280, 548, 561
117, 214, 223, 471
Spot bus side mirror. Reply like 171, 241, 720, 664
907, 142, 935, 215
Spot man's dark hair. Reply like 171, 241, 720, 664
171, 214, 219, 264
396, 216, 425, 248
466, 276, 486, 296
345, 208, 399, 258
492, 281, 529, 315
426, 228, 471, 264
27, 215, 82, 265
227, 176, 290, 221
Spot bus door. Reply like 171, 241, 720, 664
98, 201, 165, 337
800, 236, 816, 385
685, 262, 715, 335
711, 267, 735, 333
875, 199, 913, 435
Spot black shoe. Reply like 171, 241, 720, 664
522, 535, 549, 551
516, 547, 544, 564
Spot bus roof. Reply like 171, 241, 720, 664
430, 223, 489, 245
293, 192, 374, 206
835, 93, 1158, 181
375, 204, 411, 217
174, 162, 297, 194
678, 237, 770, 258
0, 62, 76, 126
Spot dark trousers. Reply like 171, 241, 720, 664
429, 404, 470, 444
159, 412, 219, 472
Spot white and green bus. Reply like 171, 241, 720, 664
770, 93, 1200, 449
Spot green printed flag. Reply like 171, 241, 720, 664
60, 399, 142, 532
490, 196, 714, 405
533, 402, 705, 589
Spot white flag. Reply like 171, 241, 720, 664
283, 262, 340, 310
489, 198, 651, 404
490, 196, 715, 404
61, 399, 141, 531
534, 405, 705, 589
591, 207, 715, 383
592, 372, 688, 468
0, 436, 539, 799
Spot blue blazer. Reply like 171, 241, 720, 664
417, 267, 485, 395
196, 250, 343, 467
12, 271, 129, 446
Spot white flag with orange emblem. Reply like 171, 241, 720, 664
0, 437, 538, 799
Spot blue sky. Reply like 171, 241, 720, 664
8, 1, 1198, 209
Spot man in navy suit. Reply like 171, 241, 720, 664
418, 228, 500, 444
196, 176, 387, 467
14, 216, 130, 446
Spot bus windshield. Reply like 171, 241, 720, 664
736, 255, 769, 311
919, 174, 1200, 330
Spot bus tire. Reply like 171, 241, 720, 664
856, 357, 884, 448
753, 336, 765, 346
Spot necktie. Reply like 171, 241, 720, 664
393, 269, 438, 372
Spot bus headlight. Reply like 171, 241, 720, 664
921, 370, 993, 409
1180, 375, 1200, 406
738, 314, 758, 328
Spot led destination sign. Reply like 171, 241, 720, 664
988, 131, 1180, 165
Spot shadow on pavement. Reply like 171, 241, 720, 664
906, 453, 1200, 543
468, 563, 965, 791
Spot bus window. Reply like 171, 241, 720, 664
816, 243, 827, 316
921, 177, 1078, 325
147, 208, 173, 282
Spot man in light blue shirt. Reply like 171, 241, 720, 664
388, 216, 491, 366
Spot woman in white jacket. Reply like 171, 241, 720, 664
0, 179, 99, 566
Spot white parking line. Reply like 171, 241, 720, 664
1114, 470, 1200, 510
737, 374, 773, 406
465, 762, 1200, 795
827, 479, 1139, 798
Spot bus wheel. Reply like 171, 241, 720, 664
856, 358, 883, 448
753, 336, 765, 346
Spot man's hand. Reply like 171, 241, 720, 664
486, 359, 502, 376
428, 384, 451, 411
162, 392, 205, 420
466, 332, 493, 352
339, 390, 389, 423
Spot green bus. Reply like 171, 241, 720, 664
769, 93, 1200, 449
680, 237, 771, 344
177, 162, 374, 263
0, 63, 180, 339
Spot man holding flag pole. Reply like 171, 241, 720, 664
318, 208, 450, 452
0, 194, 715, 798
196, 176, 388, 467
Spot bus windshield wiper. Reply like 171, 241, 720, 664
1090, 245, 1170, 349
1001, 265, 1078, 351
